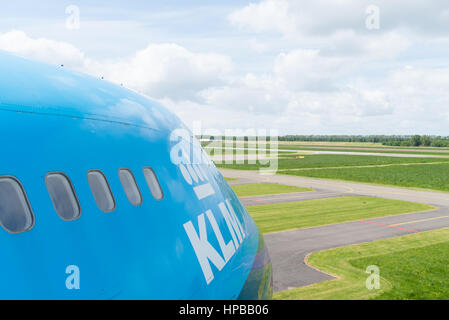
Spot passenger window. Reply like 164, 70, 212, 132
87, 170, 115, 212
0, 177, 34, 233
143, 167, 164, 200
45, 173, 81, 221
119, 168, 142, 206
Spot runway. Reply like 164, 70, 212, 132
221, 169, 449, 292
206, 147, 448, 159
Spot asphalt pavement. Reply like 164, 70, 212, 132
221, 168, 449, 292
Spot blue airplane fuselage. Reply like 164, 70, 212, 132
0, 51, 272, 299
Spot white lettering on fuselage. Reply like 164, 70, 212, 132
193, 183, 215, 200
183, 200, 246, 284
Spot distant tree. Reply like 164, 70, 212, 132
421, 135, 431, 147
276, 135, 449, 148
401, 140, 412, 147
431, 140, 444, 147
410, 135, 422, 146
431, 139, 449, 147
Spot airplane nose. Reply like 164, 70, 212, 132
237, 231, 273, 300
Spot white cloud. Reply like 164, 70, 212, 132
99, 43, 233, 101
383, 66, 449, 124
248, 38, 268, 53
228, 0, 449, 63
0, 30, 90, 69
321, 29, 412, 59
229, 0, 295, 35
273, 49, 349, 91
0, 30, 233, 103
229, 0, 449, 37
1, 27, 449, 135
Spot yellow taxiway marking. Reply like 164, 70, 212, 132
345, 186, 354, 193
391, 215, 449, 226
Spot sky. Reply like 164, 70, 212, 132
2, 0, 449, 135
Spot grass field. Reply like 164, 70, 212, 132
203, 141, 381, 148
276, 146, 449, 156
216, 154, 449, 171
285, 163, 449, 192
224, 177, 238, 181
202, 140, 449, 153
246, 196, 433, 234
231, 183, 312, 197
275, 228, 449, 300
216, 148, 449, 192
275, 142, 449, 152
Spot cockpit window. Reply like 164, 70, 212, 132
119, 168, 142, 206
87, 170, 116, 213
0, 176, 34, 233
143, 167, 164, 201
45, 172, 81, 221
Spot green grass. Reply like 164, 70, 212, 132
202, 141, 449, 155
231, 183, 312, 197
285, 163, 449, 192
276, 145, 449, 156
216, 154, 449, 171
275, 142, 449, 150
275, 228, 449, 300
224, 177, 238, 181
247, 196, 433, 234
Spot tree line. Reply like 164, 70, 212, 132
278, 135, 449, 147
199, 135, 449, 148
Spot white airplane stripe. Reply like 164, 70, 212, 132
194, 183, 215, 200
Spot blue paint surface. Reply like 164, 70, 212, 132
0, 51, 271, 299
